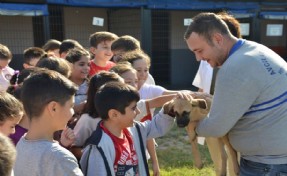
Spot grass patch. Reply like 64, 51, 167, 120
159, 167, 215, 176
149, 126, 216, 175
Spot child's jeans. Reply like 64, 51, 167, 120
240, 157, 287, 176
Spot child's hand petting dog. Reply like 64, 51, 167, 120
163, 91, 193, 117
176, 91, 193, 101
190, 91, 212, 100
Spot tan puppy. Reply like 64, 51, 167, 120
166, 93, 239, 176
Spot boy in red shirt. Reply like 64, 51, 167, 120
80, 82, 191, 175
89, 31, 118, 77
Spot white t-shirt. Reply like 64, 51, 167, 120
139, 83, 166, 115
135, 100, 148, 121
73, 113, 101, 147
192, 61, 213, 145
145, 73, 155, 85
139, 83, 166, 100
74, 80, 88, 105
192, 61, 213, 93
0, 66, 14, 92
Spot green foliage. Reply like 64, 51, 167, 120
149, 126, 216, 176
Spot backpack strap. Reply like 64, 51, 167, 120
135, 123, 150, 176
96, 145, 112, 176
82, 120, 113, 176
83, 145, 92, 174
84, 121, 102, 146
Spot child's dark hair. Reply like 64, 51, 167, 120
89, 31, 118, 47
23, 47, 46, 64
217, 12, 241, 38
59, 39, 83, 55
42, 39, 61, 52
0, 43, 12, 60
111, 35, 141, 52
110, 62, 135, 76
0, 92, 23, 124
94, 81, 140, 120
7, 68, 44, 100
120, 50, 151, 67
36, 56, 71, 78
83, 71, 123, 118
65, 48, 90, 64
21, 69, 78, 119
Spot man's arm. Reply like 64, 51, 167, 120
196, 69, 260, 137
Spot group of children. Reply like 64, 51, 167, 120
0, 31, 192, 176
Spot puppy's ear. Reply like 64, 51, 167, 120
163, 99, 175, 115
192, 99, 207, 109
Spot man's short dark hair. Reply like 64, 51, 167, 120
184, 12, 231, 45
21, 69, 78, 119
94, 82, 139, 120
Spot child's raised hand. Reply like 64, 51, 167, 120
176, 91, 193, 101
60, 127, 75, 148
190, 91, 213, 100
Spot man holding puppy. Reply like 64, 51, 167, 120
185, 12, 287, 175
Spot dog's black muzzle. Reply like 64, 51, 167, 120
176, 111, 190, 128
